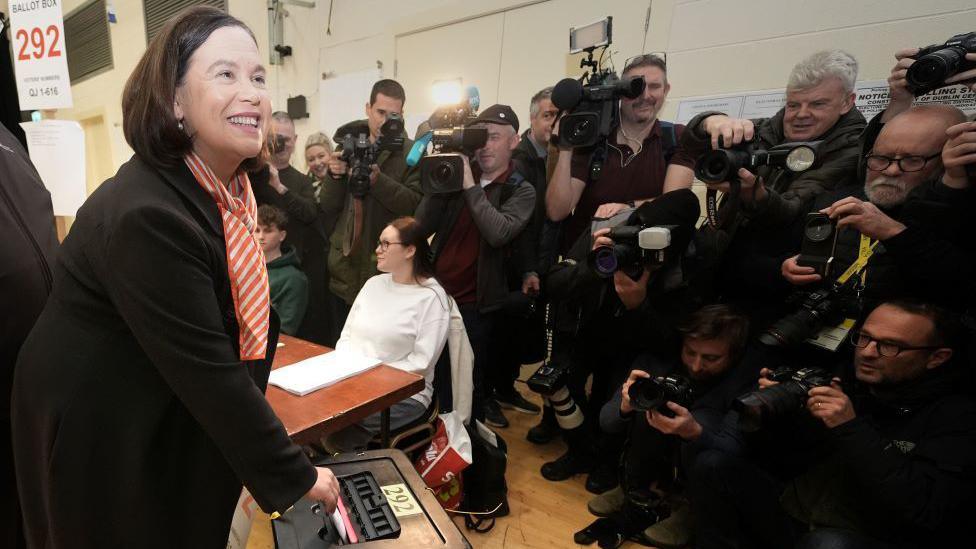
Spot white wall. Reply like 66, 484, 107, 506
5, 0, 975, 187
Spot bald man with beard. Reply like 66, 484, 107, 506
781, 104, 975, 312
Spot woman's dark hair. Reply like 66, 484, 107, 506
677, 304, 750, 360
389, 217, 434, 282
121, 6, 266, 171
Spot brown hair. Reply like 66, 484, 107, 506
678, 304, 750, 359
388, 217, 434, 282
370, 79, 406, 107
257, 204, 288, 230
623, 53, 668, 83
121, 6, 266, 171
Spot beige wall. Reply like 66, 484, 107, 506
5, 0, 975, 189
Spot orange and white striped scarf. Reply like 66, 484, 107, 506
184, 153, 270, 360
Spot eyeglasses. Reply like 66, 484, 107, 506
376, 240, 404, 252
849, 331, 942, 357
864, 152, 940, 173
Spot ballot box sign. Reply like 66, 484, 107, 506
9, 0, 73, 110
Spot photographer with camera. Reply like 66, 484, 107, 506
689, 299, 976, 549
531, 189, 705, 491
415, 104, 536, 424
777, 105, 972, 337
250, 111, 319, 260
322, 79, 422, 336
683, 50, 866, 324
546, 54, 695, 254
575, 305, 752, 548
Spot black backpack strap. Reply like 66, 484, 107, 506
659, 120, 677, 165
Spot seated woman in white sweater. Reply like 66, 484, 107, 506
326, 217, 451, 451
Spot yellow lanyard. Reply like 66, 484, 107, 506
837, 234, 877, 285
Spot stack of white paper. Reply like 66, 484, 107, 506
268, 349, 381, 396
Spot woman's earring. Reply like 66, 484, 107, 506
178, 119, 184, 131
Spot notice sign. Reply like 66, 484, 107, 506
9, 0, 73, 110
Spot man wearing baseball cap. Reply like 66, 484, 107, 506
416, 104, 537, 427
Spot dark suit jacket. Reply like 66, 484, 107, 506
11, 156, 316, 549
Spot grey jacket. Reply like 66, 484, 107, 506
416, 166, 536, 312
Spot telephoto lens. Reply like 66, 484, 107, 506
734, 367, 833, 431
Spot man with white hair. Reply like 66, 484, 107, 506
681, 50, 868, 322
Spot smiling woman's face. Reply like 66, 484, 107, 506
173, 25, 269, 175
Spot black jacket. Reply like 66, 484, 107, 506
781, 366, 976, 547
1, 124, 57, 549
11, 156, 315, 549
512, 130, 560, 277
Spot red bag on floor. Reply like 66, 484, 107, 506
413, 412, 472, 510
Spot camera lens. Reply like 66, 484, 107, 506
592, 247, 618, 276
804, 217, 833, 242
907, 48, 961, 89
433, 162, 455, 184
695, 151, 733, 183
734, 383, 807, 432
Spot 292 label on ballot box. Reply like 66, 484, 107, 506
381, 483, 422, 518
9, 0, 73, 110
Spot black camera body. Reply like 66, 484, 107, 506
628, 374, 695, 417
268, 133, 289, 155
760, 280, 861, 348
694, 140, 820, 185
419, 127, 489, 195
337, 114, 405, 198
796, 213, 839, 279
590, 224, 675, 279
734, 367, 834, 432
527, 361, 570, 396
907, 32, 976, 96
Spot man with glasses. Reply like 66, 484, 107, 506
688, 299, 976, 549
782, 103, 970, 311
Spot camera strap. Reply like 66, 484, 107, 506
806, 234, 876, 352
836, 234, 878, 285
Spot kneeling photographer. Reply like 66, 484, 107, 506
322, 79, 422, 337
682, 50, 866, 325
690, 299, 976, 549
774, 105, 972, 352
529, 189, 705, 490
573, 305, 752, 548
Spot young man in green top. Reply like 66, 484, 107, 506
257, 205, 309, 335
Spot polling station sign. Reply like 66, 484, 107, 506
9, 0, 73, 110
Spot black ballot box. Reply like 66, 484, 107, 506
273, 449, 471, 549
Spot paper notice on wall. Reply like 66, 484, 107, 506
676, 80, 976, 125
20, 120, 86, 216
9, 0, 73, 109
319, 68, 382, 140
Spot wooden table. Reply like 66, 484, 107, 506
266, 335, 425, 447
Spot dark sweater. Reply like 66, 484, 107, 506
267, 245, 309, 335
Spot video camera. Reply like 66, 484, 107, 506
696, 138, 819, 226
268, 133, 289, 155
551, 16, 645, 181
906, 32, 976, 96
336, 114, 405, 198
590, 224, 675, 280
734, 366, 834, 432
406, 86, 489, 195
628, 374, 695, 417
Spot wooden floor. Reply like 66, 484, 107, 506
247, 365, 653, 549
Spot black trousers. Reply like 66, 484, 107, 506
459, 304, 496, 423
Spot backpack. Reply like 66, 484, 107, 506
458, 420, 509, 533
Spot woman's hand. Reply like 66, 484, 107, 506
305, 467, 340, 514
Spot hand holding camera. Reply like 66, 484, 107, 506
266, 164, 288, 195
821, 196, 906, 241
328, 157, 349, 178
942, 120, 976, 189
886, 48, 920, 114
806, 384, 856, 429
701, 115, 756, 152
943, 52, 976, 91
782, 255, 823, 286
620, 369, 652, 415
646, 401, 703, 441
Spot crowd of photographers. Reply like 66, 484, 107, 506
252, 33, 976, 549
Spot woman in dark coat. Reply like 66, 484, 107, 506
10, 8, 338, 548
